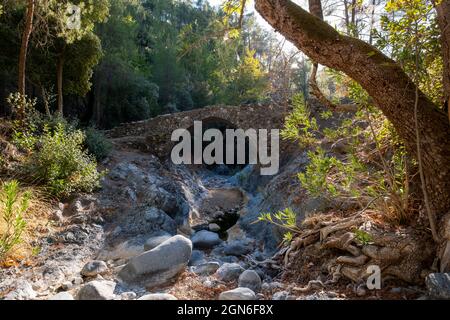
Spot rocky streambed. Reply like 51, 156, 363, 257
1, 143, 448, 301
0, 146, 311, 300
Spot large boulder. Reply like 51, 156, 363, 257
426, 273, 450, 299
216, 263, 244, 282
191, 230, 222, 249
77, 280, 116, 300
219, 288, 256, 300
144, 232, 172, 251
118, 235, 192, 289
238, 270, 262, 293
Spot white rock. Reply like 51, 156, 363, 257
219, 288, 256, 300
138, 293, 177, 300
77, 280, 116, 300
4, 280, 37, 300
49, 292, 75, 300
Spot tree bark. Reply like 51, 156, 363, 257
434, 0, 450, 122
255, 0, 450, 268
307, 0, 358, 112
18, 0, 35, 99
57, 53, 64, 115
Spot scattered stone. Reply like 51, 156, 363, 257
138, 293, 177, 300
3, 280, 37, 300
118, 235, 192, 289
272, 291, 296, 300
262, 281, 284, 291
219, 288, 256, 300
191, 230, 222, 249
189, 250, 206, 266
60, 281, 73, 291
203, 280, 216, 288
77, 280, 116, 300
220, 255, 239, 264
144, 233, 172, 251
143, 207, 177, 234
120, 292, 137, 300
425, 273, 450, 299
208, 223, 221, 232
238, 270, 262, 293
193, 262, 221, 275
223, 240, 253, 256
49, 292, 74, 300
216, 263, 244, 282
81, 260, 108, 277
356, 284, 367, 297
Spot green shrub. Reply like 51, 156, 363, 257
0, 180, 29, 260
281, 93, 319, 147
26, 124, 102, 197
259, 208, 300, 244
84, 127, 112, 160
353, 229, 373, 245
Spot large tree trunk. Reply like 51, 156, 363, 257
255, 0, 450, 269
434, 0, 450, 122
18, 0, 35, 104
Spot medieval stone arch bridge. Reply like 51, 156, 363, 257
107, 103, 291, 159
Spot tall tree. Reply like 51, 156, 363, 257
255, 0, 450, 270
434, 0, 450, 121
18, 0, 35, 100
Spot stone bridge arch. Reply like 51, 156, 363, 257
107, 104, 291, 159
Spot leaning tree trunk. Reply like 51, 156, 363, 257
434, 0, 450, 122
255, 0, 450, 270
17, 0, 35, 116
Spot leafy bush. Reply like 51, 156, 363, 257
281, 93, 319, 147
0, 180, 29, 260
6, 92, 36, 120
26, 124, 102, 197
259, 208, 300, 244
84, 127, 112, 160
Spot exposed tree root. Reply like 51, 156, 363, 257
279, 212, 435, 287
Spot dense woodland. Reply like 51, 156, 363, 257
0, 0, 450, 300
0, 0, 312, 128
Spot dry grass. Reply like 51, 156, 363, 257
167, 272, 234, 300
0, 183, 55, 267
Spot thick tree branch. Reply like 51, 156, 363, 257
255, 0, 450, 241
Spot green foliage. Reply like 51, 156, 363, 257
258, 208, 300, 243
0, 180, 29, 260
84, 126, 112, 160
353, 229, 373, 245
6, 92, 37, 121
377, 0, 443, 105
281, 93, 319, 147
26, 123, 102, 197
